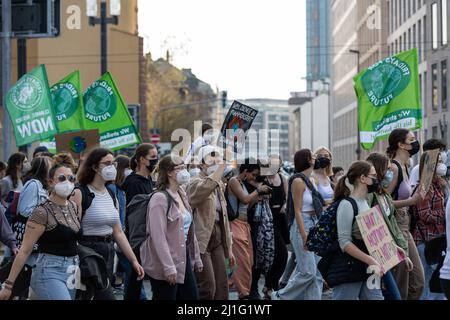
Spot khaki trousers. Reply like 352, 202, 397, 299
230, 219, 253, 298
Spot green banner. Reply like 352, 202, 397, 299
5, 65, 58, 147
83, 72, 141, 151
42, 70, 86, 152
354, 48, 422, 150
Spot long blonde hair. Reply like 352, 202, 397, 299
314, 146, 333, 177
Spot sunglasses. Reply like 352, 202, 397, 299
57, 174, 76, 183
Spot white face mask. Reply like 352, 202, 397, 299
124, 169, 133, 177
436, 163, 448, 177
189, 168, 201, 178
206, 164, 219, 176
54, 181, 75, 198
203, 133, 213, 144
176, 169, 191, 185
101, 165, 117, 181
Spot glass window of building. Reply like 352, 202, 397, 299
432, 2, 439, 50
442, 0, 448, 45
442, 60, 448, 110
432, 63, 439, 111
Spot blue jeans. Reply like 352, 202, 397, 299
333, 281, 384, 300
30, 253, 79, 300
417, 243, 446, 300
273, 214, 323, 300
382, 270, 401, 300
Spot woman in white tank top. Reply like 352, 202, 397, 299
312, 146, 335, 206
72, 148, 145, 300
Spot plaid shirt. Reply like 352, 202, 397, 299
412, 181, 446, 245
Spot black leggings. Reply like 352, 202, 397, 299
124, 247, 144, 300
149, 251, 198, 300
250, 224, 288, 293
441, 279, 450, 300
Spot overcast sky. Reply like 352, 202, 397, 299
138, 0, 306, 100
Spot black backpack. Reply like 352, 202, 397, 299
75, 184, 117, 219
126, 191, 173, 250
391, 160, 405, 201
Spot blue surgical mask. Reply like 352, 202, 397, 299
381, 170, 394, 188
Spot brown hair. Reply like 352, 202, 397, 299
24, 156, 52, 190
115, 155, 131, 188
77, 148, 113, 185
334, 161, 372, 201
154, 155, 181, 191
386, 128, 410, 158
366, 153, 390, 194
53, 152, 77, 172
130, 143, 156, 171
294, 149, 312, 173
5, 152, 27, 189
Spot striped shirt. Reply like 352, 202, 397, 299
81, 186, 119, 236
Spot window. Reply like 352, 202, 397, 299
404, 0, 407, 22
408, 28, 411, 50
281, 116, 289, 122
432, 63, 439, 111
418, 19, 422, 60
413, 0, 416, 13
432, 126, 438, 138
442, 0, 448, 45
413, 24, 416, 49
408, 0, 411, 18
432, 2, 439, 50
442, 60, 448, 110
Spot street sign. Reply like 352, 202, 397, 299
151, 134, 160, 144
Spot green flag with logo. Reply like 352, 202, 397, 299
5, 65, 58, 147
41, 70, 86, 152
354, 48, 422, 150
83, 72, 141, 151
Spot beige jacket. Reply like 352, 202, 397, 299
187, 172, 232, 258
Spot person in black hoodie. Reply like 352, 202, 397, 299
122, 143, 158, 300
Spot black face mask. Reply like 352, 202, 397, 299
367, 178, 380, 194
147, 158, 158, 172
407, 141, 420, 156
256, 175, 266, 183
314, 157, 331, 170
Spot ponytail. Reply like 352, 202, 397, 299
333, 175, 351, 202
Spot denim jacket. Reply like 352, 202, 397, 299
18, 179, 49, 218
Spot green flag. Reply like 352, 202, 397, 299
5, 65, 58, 147
83, 72, 141, 151
354, 48, 422, 150
41, 70, 86, 152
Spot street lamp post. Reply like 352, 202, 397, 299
86, 0, 121, 75
349, 49, 361, 160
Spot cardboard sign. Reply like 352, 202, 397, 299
55, 129, 100, 159
356, 206, 404, 273
219, 101, 258, 153
419, 149, 440, 194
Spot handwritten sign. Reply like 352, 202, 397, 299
219, 101, 258, 153
419, 149, 440, 194
356, 206, 404, 273
55, 129, 100, 159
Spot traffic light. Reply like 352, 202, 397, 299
221, 91, 228, 108
0, 0, 60, 38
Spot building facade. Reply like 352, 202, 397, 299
1, 0, 147, 159
423, 0, 449, 144
306, 0, 331, 91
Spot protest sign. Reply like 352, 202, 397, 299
420, 149, 440, 194
354, 48, 422, 150
356, 206, 404, 273
219, 101, 258, 153
55, 129, 100, 159
5, 65, 58, 146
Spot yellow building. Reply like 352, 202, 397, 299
1, 0, 147, 159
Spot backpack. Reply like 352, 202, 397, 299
391, 160, 405, 200
75, 184, 117, 219
306, 197, 358, 257
126, 191, 173, 250
224, 185, 240, 222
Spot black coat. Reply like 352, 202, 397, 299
77, 244, 109, 291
